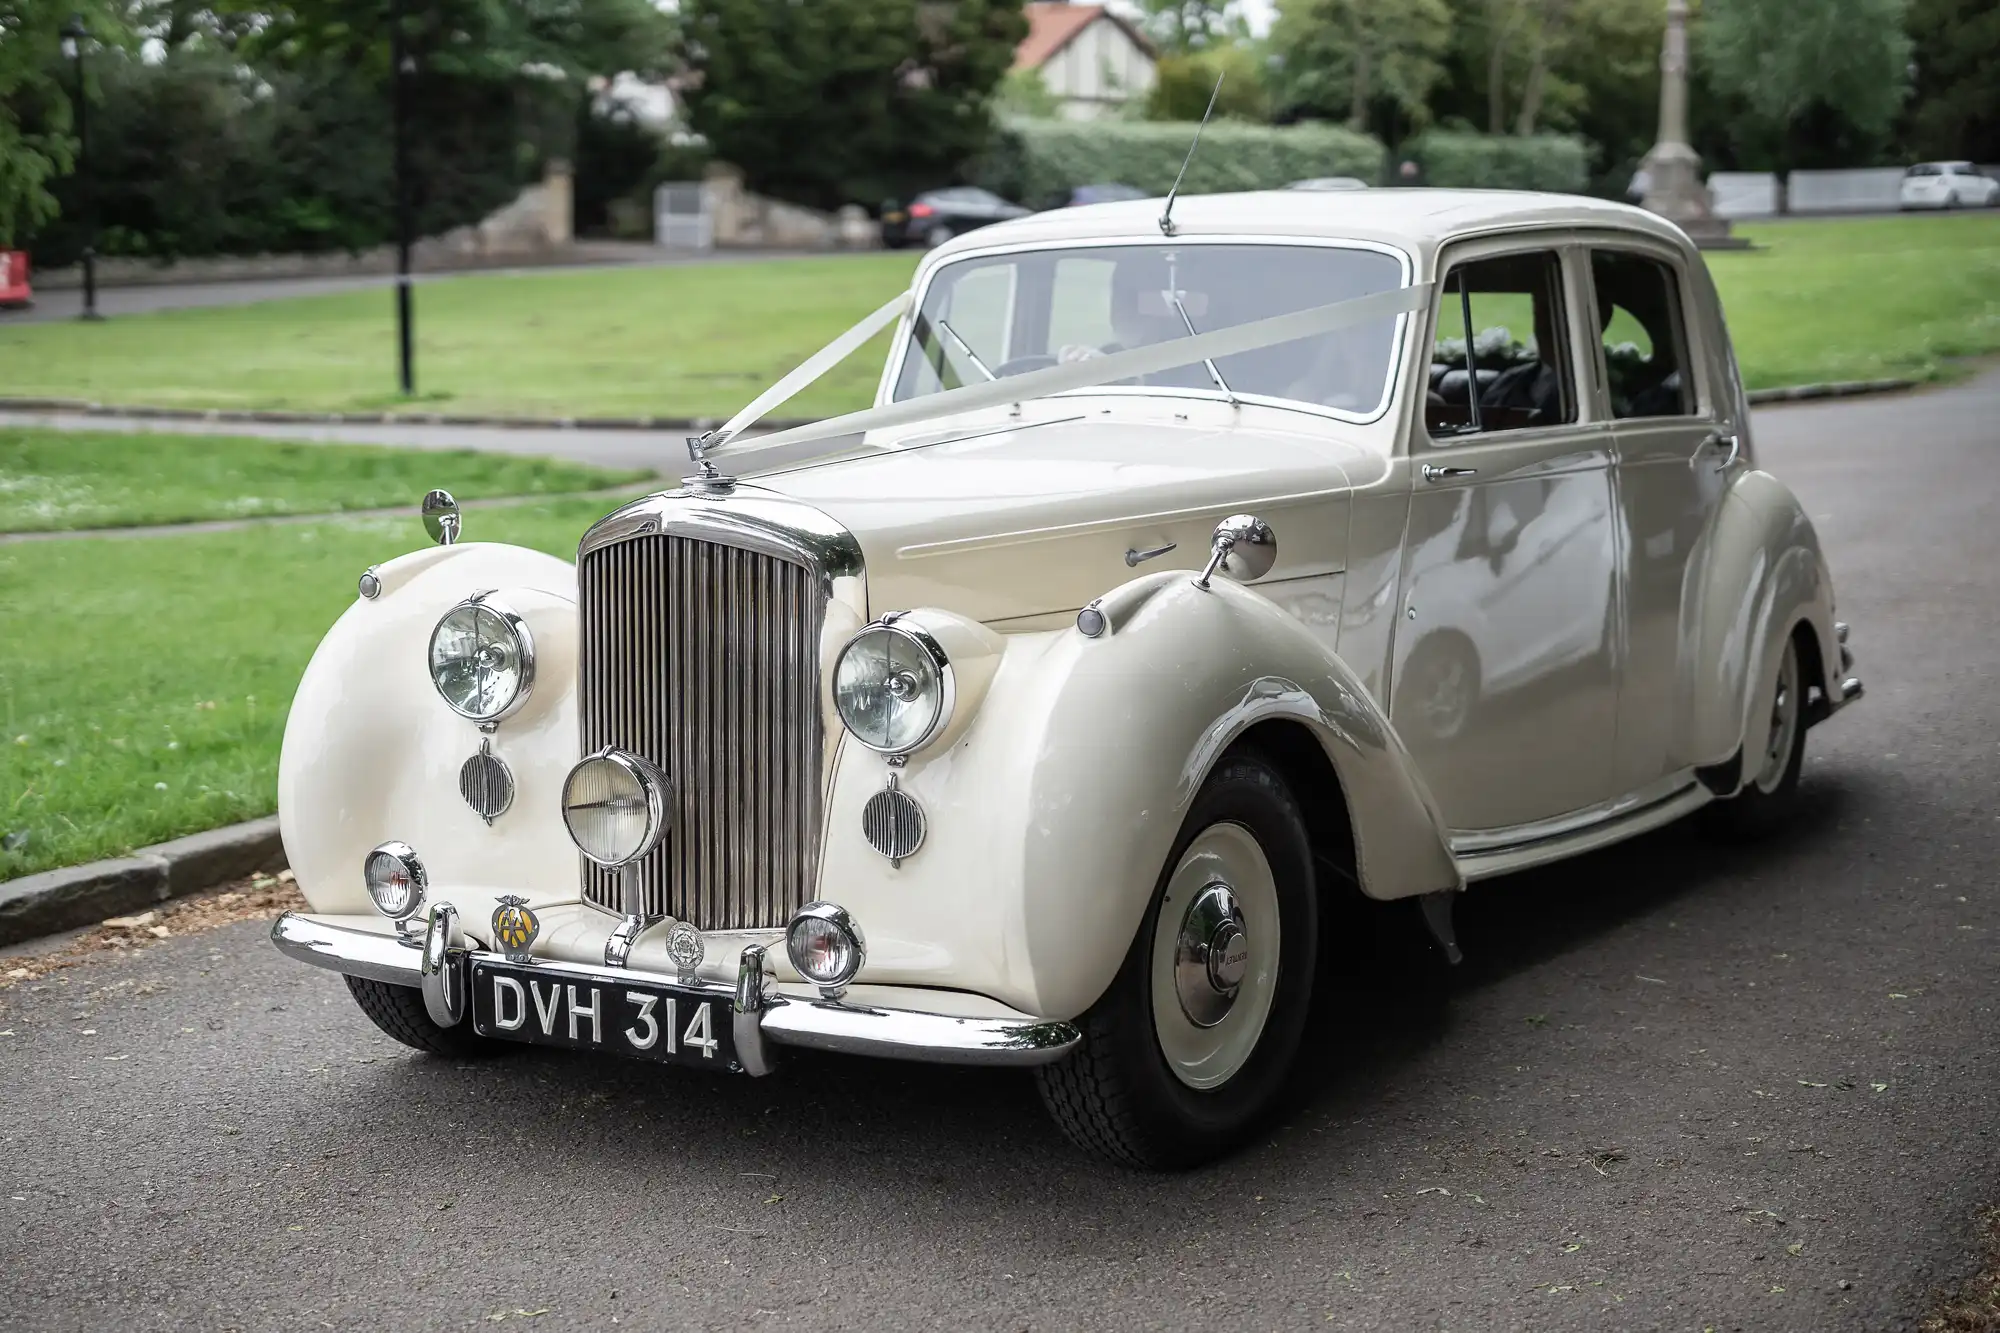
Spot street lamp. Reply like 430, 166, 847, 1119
389, 0, 415, 394
58, 13, 102, 321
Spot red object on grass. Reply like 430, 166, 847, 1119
0, 251, 30, 307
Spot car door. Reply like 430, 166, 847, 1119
1390, 240, 1623, 834
1589, 243, 1736, 792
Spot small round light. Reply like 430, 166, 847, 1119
561, 750, 670, 867
363, 841, 426, 920
428, 598, 535, 723
1076, 604, 1107, 638
357, 567, 382, 600
833, 622, 952, 755
786, 902, 866, 990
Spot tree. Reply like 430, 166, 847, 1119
0, 2, 114, 248
1267, 0, 1450, 137
995, 66, 1059, 119
1902, 0, 2000, 162
1144, 45, 1271, 122
678, 0, 1027, 211
1699, 0, 1912, 169
1136, 0, 1244, 54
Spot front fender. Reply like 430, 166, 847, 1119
277, 542, 582, 921
1676, 470, 1841, 777
816, 571, 1458, 1021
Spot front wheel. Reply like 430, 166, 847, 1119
1036, 751, 1318, 1168
1705, 632, 1808, 839
344, 975, 511, 1058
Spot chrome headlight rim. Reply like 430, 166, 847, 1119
785, 900, 867, 991
560, 747, 672, 869
833, 617, 955, 757
426, 594, 537, 724
363, 840, 428, 922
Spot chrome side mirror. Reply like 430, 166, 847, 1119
422, 489, 461, 546
1195, 514, 1276, 589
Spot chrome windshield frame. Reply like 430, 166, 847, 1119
877, 233, 1417, 429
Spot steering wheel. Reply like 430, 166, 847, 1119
995, 354, 1058, 378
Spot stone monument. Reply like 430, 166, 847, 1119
1639, 0, 1745, 249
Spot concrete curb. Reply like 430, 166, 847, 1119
0, 817, 286, 948
0, 397, 817, 435
0, 379, 1919, 430
1745, 378, 1916, 404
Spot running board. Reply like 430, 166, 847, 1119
1452, 779, 1711, 883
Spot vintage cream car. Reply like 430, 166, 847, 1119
271, 191, 1862, 1168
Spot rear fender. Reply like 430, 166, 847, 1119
1677, 470, 1841, 782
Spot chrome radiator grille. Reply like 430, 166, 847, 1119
578, 534, 824, 929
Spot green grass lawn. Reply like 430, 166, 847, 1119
1, 218, 1995, 418
1714, 215, 2000, 389
0, 495, 643, 881
0, 427, 650, 533
0, 253, 920, 421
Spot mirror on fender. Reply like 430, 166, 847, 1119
1195, 514, 1277, 589
422, 489, 461, 546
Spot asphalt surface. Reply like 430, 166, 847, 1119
4, 369, 1999, 1331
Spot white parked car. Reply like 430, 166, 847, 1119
272, 191, 1862, 1168
1900, 161, 2000, 209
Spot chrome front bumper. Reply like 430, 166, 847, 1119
271, 909, 1080, 1073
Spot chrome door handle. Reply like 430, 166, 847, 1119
1124, 541, 1178, 567
1422, 464, 1477, 483
1693, 432, 1741, 471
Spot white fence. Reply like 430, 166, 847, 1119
653, 181, 714, 250
1786, 167, 1908, 214
1710, 172, 1781, 219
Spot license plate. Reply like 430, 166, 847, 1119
884, 210, 906, 223
469, 959, 738, 1071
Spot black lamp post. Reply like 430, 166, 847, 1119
388, 0, 414, 394
58, 13, 102, 322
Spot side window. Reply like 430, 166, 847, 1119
1426, 250, 1575, 440
1590, 250, 1694, 419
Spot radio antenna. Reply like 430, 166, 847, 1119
1158, 72, 1223, 237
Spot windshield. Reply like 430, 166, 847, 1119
891, 241, 1409, 419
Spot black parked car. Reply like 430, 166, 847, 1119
1042, 182, 1150, 210
880, 187, 1030, 249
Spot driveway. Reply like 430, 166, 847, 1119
1, 370, 1997, 1329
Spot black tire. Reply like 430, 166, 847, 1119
1036, 751, 1319, 1169
1705, 632, 1808, 840
343, 975, 510, 1058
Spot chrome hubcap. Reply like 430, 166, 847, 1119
1150, 823, 1281, 1089
1174, 882, 1249, 1028
1755, 641, 1801, 794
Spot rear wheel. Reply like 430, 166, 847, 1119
1706, 632, 1808, 839
344, 975, 510, 1058
1036, 752, 1318, 1169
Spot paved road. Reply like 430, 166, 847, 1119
4, 371, 1999, 1331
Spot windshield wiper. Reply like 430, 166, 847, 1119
1165, 290, 1241, 408
935, 319, 996, 383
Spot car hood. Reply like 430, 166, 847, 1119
746, 400, 1383, 625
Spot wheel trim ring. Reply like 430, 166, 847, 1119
1149, 822, 1281, 1091
1754, 641, 1801, 794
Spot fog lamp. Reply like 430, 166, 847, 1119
363, 841, 427, 921
786, 902, 865, 994
561, 749, 670, 867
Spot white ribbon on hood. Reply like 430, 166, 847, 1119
709, 280, 1435, 459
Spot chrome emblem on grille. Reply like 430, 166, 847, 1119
665, 921, 705, 983
492, 895, 540, 963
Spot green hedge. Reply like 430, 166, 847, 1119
1406, 131, 1591, 193
974, 118, 1387, 206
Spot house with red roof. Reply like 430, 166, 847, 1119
1013, 2, 1157, 120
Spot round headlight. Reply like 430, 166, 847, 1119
561, 750, 670, 867
363, 841, 427, 921
786, 902, 866, 991
428, 597, 535, 723
833, 620, 952, 755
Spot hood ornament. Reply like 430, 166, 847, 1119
683, 433, 737, 496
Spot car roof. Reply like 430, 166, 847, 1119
923, 188, 1693, 262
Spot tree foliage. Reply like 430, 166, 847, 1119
1699, 0, 1912, 164
0, 2, 115, 248
1902, 0, 2000, 163
1145, 45, 1271, 122
1136, 0, 1244, 54
678, 0, 1026, 212
1267, 0, 1451, 138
